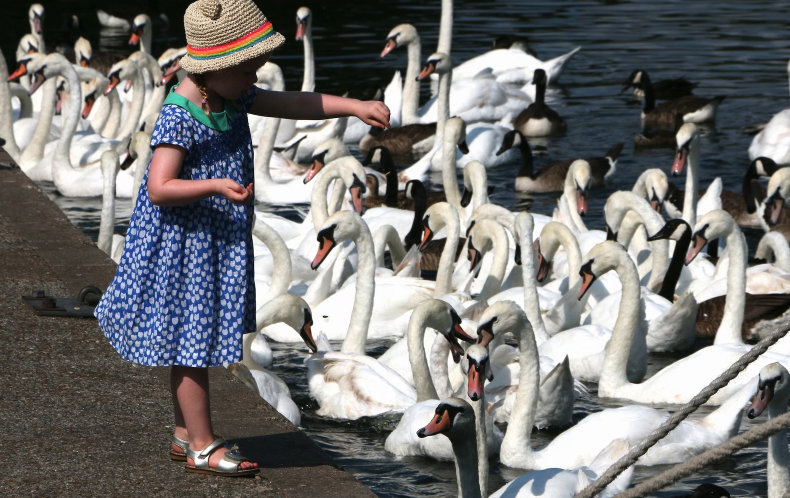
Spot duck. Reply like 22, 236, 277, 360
501, 131, 624, 192
230, 293, 318, 426
625, 70, 724, 127
745, 362, 790, 498
512, 69, 567, 137
418, 397, 634, 498
588, 231, 790, 406
384, 300, 488, 462
749, 59, 790, 166
622, 69, 698, 100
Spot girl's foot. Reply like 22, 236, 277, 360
186, 443, 259, 471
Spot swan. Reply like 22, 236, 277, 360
27, 53, 129, 197
128, 14, 152, 54
305, 211, 438, 419
487, 296, 764, 472
749, 60, 790, 166
129, 51, 166, 125
97, 150, 126, 263
124, 130, 153, 209
380, 24, 531, 126
600, 191, 698, 352
232, 293, 318, 426
624, 70, 724, 127
28, 4, 45, 53
632, 168, 669, 213
106, 58, 146, 144
552, 159, 595, 234
757, 232, 790, 272
74, 36, 126, 76
81, 72, 122, 139
0, 48, 23, 159
745, 362, 790, 497
385, 300, 484, 461
418, 397, 634, 498
587, 233, 790, 405
96, 9, 131, 30
448, 44, 581, 87
157, 47, 187, 88
396, 115, 468, 189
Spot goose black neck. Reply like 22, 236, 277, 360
743, 163, 759, 214
535, 77, 546, 107
658, 225, 691, 301
404, 182, 428, 249
381, 149, 399, 207
642, 74, 656, 113
516, 135, 535, 179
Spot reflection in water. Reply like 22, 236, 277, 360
13, 0, 790, 495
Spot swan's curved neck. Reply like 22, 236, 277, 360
9, 83, 32, 118
429, 334, 453, 398
408, 309, 440, 402
253, 220, 292, 301
434, 206, 460, 297
517, 217, 550, 344
543, 222, 582, 288
757, 233, 790, 272
0, 52, 20, 158
475, 225, 509, 301
341, 222, 376, 355
435, 69, 451, 145
53, 64, 83, 183
373, 225, 406, 268
768, 392, 790, 498
442, 134, 462, 211
437, 0, 453, 55
499, 311, 540, 468
115, 67, 144, 142
401, 38, 422, 126
597, 251, 643, 395
683, 141, 699, 225
464, 163, 489, 212
19, 78, 56, 165
310, 168, 342, 230
102, 90, 122, 138
140, 54, 166, 118
255, 114, 281, 186
713, 226, 747, 346
301, 24, 314, 92
131, 143, 152, 209
563, 174, 587, 233
97, 161, 118, 255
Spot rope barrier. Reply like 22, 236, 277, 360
575, 320, 790, 498
615, 411, 790, 498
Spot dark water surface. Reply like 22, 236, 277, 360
9, 0, 790, 496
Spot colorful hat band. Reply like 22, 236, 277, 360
187, 21, 274, 60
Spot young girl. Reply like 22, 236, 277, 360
95, 0, 390, 477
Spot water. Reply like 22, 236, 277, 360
8, 0, 789, 496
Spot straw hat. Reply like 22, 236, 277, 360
180, 0, 285, 74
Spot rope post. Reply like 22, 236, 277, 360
575, 320, 790, 498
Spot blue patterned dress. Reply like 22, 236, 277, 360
95, 86, 257, 367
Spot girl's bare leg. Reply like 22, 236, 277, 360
171, 365, 258, 470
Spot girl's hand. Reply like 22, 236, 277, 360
217, 179, 254, 205
355, 100, 391, 129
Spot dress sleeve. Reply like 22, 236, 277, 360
237, 86, 260, 113
149, 106, 195, 153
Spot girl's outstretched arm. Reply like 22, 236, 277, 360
249, 88, 391, 129
148, 144, 254, 207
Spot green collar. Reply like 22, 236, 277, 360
162, 84, 236, 131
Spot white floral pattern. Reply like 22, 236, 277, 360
95, 89, 258, 367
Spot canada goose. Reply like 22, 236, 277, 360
633, 113, 684, 149
622, 69, 698, 100
499, 131, 623, 192
512, 69, 567, 137
624, 70, 724, 127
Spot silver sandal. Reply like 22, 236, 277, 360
169, 434, 189, 461
185, 437, 259, 477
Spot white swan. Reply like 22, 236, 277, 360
418, 397, 634, 498
97, 150, 125, 263
757, 232, 790, 272
28, 4, 45, 52
305, 211, 423, 419
587, 231, 790, 405
749, 60, 790, 166
128, 14, 152, 54
745, 362, 790, 497
384, 300, 482, 461
232, 293, 317, 426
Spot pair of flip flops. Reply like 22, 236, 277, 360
170, 435, 258, 477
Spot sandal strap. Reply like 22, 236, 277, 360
186, 437, 227, 470
170, 434, 189, 453
197, 438, 227, 460
186, 438, 252, 473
